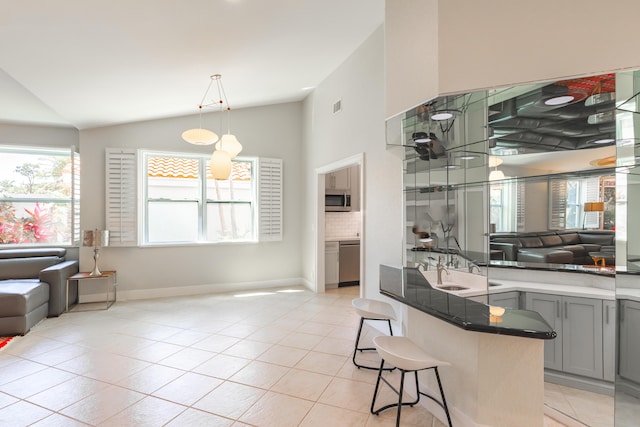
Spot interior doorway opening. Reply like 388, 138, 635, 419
315, 154, 364, 295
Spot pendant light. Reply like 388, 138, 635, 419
182, 74, 242, 180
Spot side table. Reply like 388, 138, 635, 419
66, 271, 117, 312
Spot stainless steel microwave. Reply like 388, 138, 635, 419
325, 192, 351, 211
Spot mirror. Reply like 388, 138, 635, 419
392, 70, 640, 426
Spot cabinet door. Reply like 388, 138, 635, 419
325, 242, 340, 285
602, 300, 616, 382
326, 169, 350, 190
489, 291, 521, 309
350, 166, 360, 211
619, 300, 640, 384
526, 293, 562, 371
562, 296, 603, 379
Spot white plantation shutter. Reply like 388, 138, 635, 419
584, 177, 601, 229
106, 148, 138, 246
258, 158, 283, 241
549, 178, 567, 229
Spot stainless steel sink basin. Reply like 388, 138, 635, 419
489, 282, 502, 287
438, 285, 469, 291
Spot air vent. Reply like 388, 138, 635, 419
333, 99, 342, 114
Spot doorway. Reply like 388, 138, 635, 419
315, 154, 364, 295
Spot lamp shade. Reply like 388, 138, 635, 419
181, 128, 219, 145
83, 229, 109, 248
584, 202, 605, 212
211, 149, 232, 180
215, 134, 242, 158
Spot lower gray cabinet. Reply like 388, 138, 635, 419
526, 292, 604, 380
619, 299, 640, 384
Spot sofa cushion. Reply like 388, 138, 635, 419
559, 233, 580, 245
0, 256, 63, 281
540, 234, 563, 247
560, 245, 587, 258
519, 236, 544, 248
518, 248, 574, 263
579, 232, 614, 245
0, 280, 49, 317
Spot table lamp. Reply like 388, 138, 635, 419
583, 202, 604, 229
83, 229, 110, 276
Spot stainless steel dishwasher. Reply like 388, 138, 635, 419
338, 240, 360, 286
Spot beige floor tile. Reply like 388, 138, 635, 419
31, 412, 92, 426
223, 339, 273, 359
319, 377, 377, 413
257, 344, 309, 367
229, 360, 289, 389
165, 407, 234, 426
217, 322, 262, 339
278, 331, 325, 350
300, 402, 368, 427
27, 375, 110, 411
193, 353, 251, 379
296, 321, 337, 336
0, 400, 53, 426
129, 341, 184, 363
4, 335, 66, 359
271, 368, 333, 401
0, 391, 19, 409
0, 358, 48, 386
296, 351, 347, 376
336, 358, 381, 384
313, 336, 355, 356
193, 381, 265, 419
99, 395, 187, 426
163, 329, 210, 346
246, 326, 291, 344
152, 372, 223, 405
239, 390, 314, 427
27, 343, 89, 367
192, 334, 242, 353
158, 346, 215, 370
59, 385, 144, 425
117, 363, 185, 394
0, 367, 76, 399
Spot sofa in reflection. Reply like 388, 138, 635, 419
490, 230, 615, 264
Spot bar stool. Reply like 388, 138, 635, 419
351, 298, 396, 370
370, 335, 453, 427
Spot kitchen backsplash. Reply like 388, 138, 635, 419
325, 212, 361, 239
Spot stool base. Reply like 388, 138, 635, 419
353, 317, 395, 371
370, 360, 453, 427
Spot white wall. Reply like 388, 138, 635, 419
79, 102, 304, 299
301, 26, 404, 300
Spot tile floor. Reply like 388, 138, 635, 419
0, 285, 574, 426
545, 382, 613, 427
0, 286, 450, 426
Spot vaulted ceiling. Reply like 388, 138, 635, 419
0, 0, 384, 129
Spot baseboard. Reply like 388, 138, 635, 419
544, 370, 614, 396
79, 277, 309, 302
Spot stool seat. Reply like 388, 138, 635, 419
352, 298, 396, 320
374, 336, 450, 372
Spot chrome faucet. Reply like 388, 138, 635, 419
436, 256, 449, 285
468, 263, 481, 274
416, 262, 429, 272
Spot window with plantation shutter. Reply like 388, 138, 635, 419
549, 178, 567, 229
105, 148, 138, 246
258, 158, 283, 241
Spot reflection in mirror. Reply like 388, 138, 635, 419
396, 71, 632, 426
615, 69, 640, 427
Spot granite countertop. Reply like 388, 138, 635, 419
380, 265, 557, 340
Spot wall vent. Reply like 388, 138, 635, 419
333, 99, 342, 114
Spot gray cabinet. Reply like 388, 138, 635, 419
325, 168, 350, 190
489, 291, 521, 309
525, 293, 604, 380
325, 242, 339, 286
620, 300, 640, 384
603, 300, 616, 382
562, 296, 603, 379
526, 293, 563, 371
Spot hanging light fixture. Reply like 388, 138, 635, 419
488, 156, 505, 181
182, 74, 242, 180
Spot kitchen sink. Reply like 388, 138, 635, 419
438, 285, 469, 291
489, 282, 502, 287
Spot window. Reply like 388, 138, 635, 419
490, 180, 524, 232
550, 176, 608, 229
0, 145, 79, 246
142, 151, 256, 244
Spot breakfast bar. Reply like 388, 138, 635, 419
380, 265, 556, 426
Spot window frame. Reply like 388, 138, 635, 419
141, 150, 258, 246
0, 145, 79, 247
